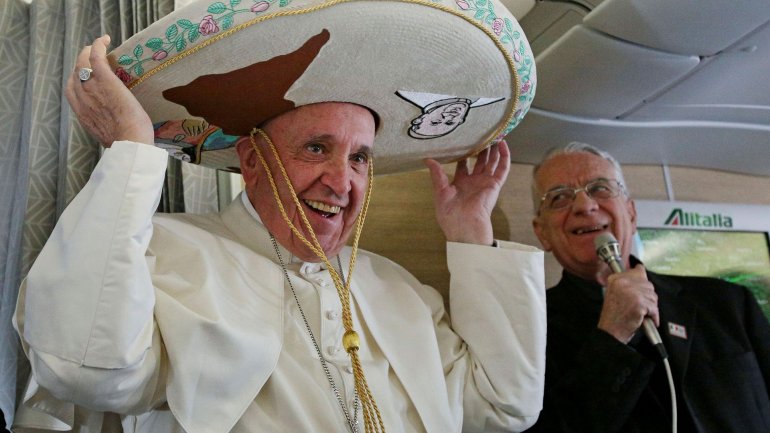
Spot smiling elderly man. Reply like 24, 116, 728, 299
526, 142, 770, 433
12, 1, 545, 433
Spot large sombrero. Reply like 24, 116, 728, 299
108, 0, 536, 174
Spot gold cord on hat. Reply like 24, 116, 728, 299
249, 128, 385, 433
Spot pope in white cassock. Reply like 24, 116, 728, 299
12, 1, 545, 432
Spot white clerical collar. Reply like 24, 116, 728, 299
241, 190, 264, 225
240, 192, 328, 272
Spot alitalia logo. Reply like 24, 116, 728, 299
664, 208, 733, 228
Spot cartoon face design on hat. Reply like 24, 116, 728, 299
397, 91, 505, 139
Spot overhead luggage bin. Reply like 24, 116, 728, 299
584, 0, 770, 56
534, 25, 699, 118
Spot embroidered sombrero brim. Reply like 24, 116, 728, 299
108, 0, 536, 174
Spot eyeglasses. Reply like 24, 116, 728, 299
539, 178, 626, 212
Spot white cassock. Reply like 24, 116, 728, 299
13, 141, 546, 433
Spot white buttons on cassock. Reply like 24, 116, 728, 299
326, 310, 340, 320
328, 345, 341, 356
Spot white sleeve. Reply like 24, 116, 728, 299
446, 240, 546, 432
15, 141, 168, 414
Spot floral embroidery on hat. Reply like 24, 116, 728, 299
115, 0, 289, 82
451, 0, 536, 134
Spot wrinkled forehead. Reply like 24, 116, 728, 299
261, 102, 377, 151
536, 152, 616, 190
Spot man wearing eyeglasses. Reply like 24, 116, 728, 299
525, 142, 770, 433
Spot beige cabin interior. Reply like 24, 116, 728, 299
358, 0, 770, 298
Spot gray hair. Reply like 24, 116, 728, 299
530, 142, 628, 214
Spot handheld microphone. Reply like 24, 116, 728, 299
594, 233, 667, 358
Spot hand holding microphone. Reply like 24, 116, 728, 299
594, 233, 667, 358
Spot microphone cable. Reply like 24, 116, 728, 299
663, 356, 677, 433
